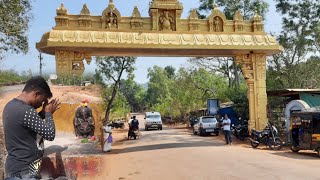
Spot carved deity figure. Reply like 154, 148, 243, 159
214, 17, 222, 32
159, 10, 174, 31
74, 100, 95, 138
106, 12, 118, 29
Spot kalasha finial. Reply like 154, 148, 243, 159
253, 10, 262, 21
108, 0, 115, 10
56, 3, 68, 16
213, 3, 218, 10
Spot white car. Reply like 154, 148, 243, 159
193, 116, 220, 136
144, 112, 163, 131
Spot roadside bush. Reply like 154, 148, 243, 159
0, 70, 30, 85
52, 73, 95, 86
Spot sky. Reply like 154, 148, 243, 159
1, 0, 282, 84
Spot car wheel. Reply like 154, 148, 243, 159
215, 132, 219, 136
145, 126, 148, 131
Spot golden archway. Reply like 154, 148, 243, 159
36, 0, 283, 130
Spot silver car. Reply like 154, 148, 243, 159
193, 116, 220, 136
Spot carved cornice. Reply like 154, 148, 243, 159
37, 30, 283, 56
46, 30, 279, 45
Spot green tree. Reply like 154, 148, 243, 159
0, 0, 32, 59
268, 0, 320, 89
189, 57, 239, 88
102, 88, 130, 121
145, 66, 172, 107
198, 0, 269, 20
96, 56, 135, 124
164, 66, 176, 79
225, 84, 249, 120
191, 0, 269, 89
119, 74, 147, 112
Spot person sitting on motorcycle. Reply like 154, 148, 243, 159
128, 116, 139, 138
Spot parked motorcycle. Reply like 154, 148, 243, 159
249, 122, 283, 150
232, 123, 249, 141
112, 120, 125, 129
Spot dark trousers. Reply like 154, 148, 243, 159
224, 130, 232, 144
128, 127, 132, 138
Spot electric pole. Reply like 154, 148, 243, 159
38, 53, 43, 76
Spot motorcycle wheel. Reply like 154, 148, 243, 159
268, 137, 282, 150
290, 146, 300, 153
251, 140, 259, 148
250, 135, 259, 148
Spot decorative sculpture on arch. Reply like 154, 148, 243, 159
251, 11, 264, 32
80, 4, 90, 16
101, 0, 121, 30
79, 4, 92, 28
213, 16, 223, 32
233, 10, 244, 32
130, 6, 143, 29
188, 9, 200, 31
55, 3, 69, 27
159, 10, 175, 31
208, 4, 227, 32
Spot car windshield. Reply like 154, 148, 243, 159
202, 118, 216, 123
146, 115, 160, 119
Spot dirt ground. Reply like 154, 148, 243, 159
0, 84, 103, 179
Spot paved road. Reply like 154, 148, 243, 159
104, 114, 320, 180
0, 84, 24, 96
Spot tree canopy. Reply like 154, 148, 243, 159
0, 0, 32, 59
96, 56, 136, 123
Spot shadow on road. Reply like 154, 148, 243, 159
271, 151, 320, 160
110, 141, 223, 154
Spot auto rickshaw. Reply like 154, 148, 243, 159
290, 110, 320, 156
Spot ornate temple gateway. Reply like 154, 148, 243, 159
36, 0, 283, 130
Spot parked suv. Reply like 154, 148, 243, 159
193, 116, 220, 136
144, 112, 163, 131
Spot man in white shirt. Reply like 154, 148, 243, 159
222, 114, 232, 145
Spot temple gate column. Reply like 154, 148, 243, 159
55, 50, 91, 76
235, 54, 267, 130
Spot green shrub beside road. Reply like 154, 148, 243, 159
0, 70, 29, 85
